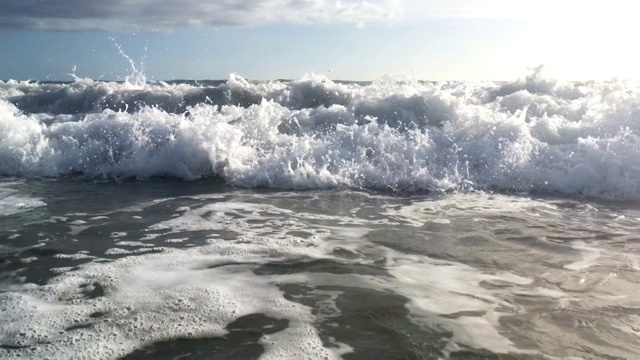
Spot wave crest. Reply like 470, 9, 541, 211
2, 73, 640, 199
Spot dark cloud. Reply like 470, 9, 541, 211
0, 0, 399, 31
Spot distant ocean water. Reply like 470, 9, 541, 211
1, 72, 640, 359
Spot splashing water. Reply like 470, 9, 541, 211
1, 68, 640, 199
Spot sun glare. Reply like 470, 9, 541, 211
521, 1, 639, 80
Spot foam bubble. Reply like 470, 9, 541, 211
0, 230, 338, 359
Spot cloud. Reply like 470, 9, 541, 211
4, 0, 630, 32
0, 0, 400, 32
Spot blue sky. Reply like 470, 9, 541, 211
0, 0, 637, 81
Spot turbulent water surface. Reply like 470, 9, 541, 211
1, 73, 640, 359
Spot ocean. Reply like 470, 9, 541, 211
1, 72, 640, 359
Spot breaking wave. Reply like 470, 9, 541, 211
2, 70, 640, 199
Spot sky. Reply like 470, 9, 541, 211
0, 0, 638, 81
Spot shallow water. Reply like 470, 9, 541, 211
2, 178, 640, 359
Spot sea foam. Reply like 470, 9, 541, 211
2, 72, 640, 199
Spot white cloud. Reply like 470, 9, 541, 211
3, 0, 633, 32
0, 0, 401, 32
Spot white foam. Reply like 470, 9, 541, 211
104, 247, 132, 255
104, 247, 161, 255
0, 194, 585, 358
0, 233, 338, 359
386, 255, 531, 354
90, 215, 110, 220
1, 74, 640, 199
114, 241, 154, 247
382, 193, 560, 227
50, 266, 75, 274
164, 237, 188, 244
53, 253, 95, 260
0, 182, 46, 216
